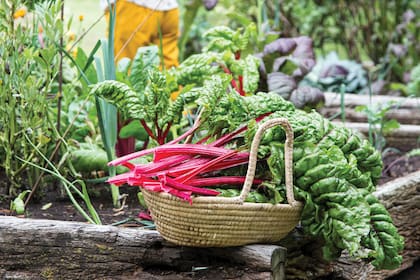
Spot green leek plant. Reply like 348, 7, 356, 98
92, 3, 120, 208
62, 3, 121, 208
19, 133, 101, 224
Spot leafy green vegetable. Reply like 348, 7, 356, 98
362, 194, 404, 269
129, 46, 160, 93
89, 80, 144, 120
191, 86, 402, 270
406, 65, 420, 97
203, 23, 256, 54
118, 120, 149, 141
90, 51, 198, 145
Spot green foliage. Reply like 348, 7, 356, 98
91, 45, 197, 145
70, 144, 108, 173
20, 134, 102, 224
355, 100, 401, 151
129, 46, 160, 93
118, 120, 148, 141
391, 64, 420, 97
178, 0, 203, 61
407, 148, 420, 158
203, 23, 256, 54
86, 13, 406, 268
406, 65, 420, 96
89, 3, 121, 208
174, 25, 262, 96
172, 52, 220, 86
362, 194, 405, 269
0, 0, 64, 195
280, 0, 419, 87
90, 80, 144, 120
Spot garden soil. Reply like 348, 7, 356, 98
0, 153, 419, 279
1, 152, 418, 223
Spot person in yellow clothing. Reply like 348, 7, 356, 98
101, 0, 180, 69
101, 1, 180, 158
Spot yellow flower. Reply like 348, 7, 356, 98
67, 31, 76, 41
38, 25, 43, 33
71, 48, 78, 58
79, 15, 84, 21
67, 44, 78, 58
13, 8, 27, 19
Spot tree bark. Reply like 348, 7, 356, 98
0, 171, 419, 279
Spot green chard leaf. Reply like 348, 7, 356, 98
89, 80, 144, 120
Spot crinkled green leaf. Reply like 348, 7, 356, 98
242, 55, 260, 94
90, 80, 143, 120
129, 46, 160, 93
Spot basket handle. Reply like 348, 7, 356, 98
238, 118, 298, 206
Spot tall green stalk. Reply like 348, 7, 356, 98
93, 3, 120, 208
178, 0, 201, 61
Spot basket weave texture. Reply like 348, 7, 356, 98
142, 118, 303, 247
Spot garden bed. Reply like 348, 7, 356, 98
1, 1, 418, 279
1, 89, 419, 279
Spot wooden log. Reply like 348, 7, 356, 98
0, 217, 285, 279
0, 171, 419, 279
334, 122, 420, 152
323, 92, 420, 109
321, 92, 420, 125
322, 107, 420, 125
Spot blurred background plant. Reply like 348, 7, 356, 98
302, 52, 368, 94
278, 0, 419, 96
178, 0, 418, 96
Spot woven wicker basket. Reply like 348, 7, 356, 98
142, 118, 303, 247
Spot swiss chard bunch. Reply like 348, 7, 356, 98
208, 96, 403, 270
167, 80, 403, 270
175, 24, 324, 110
